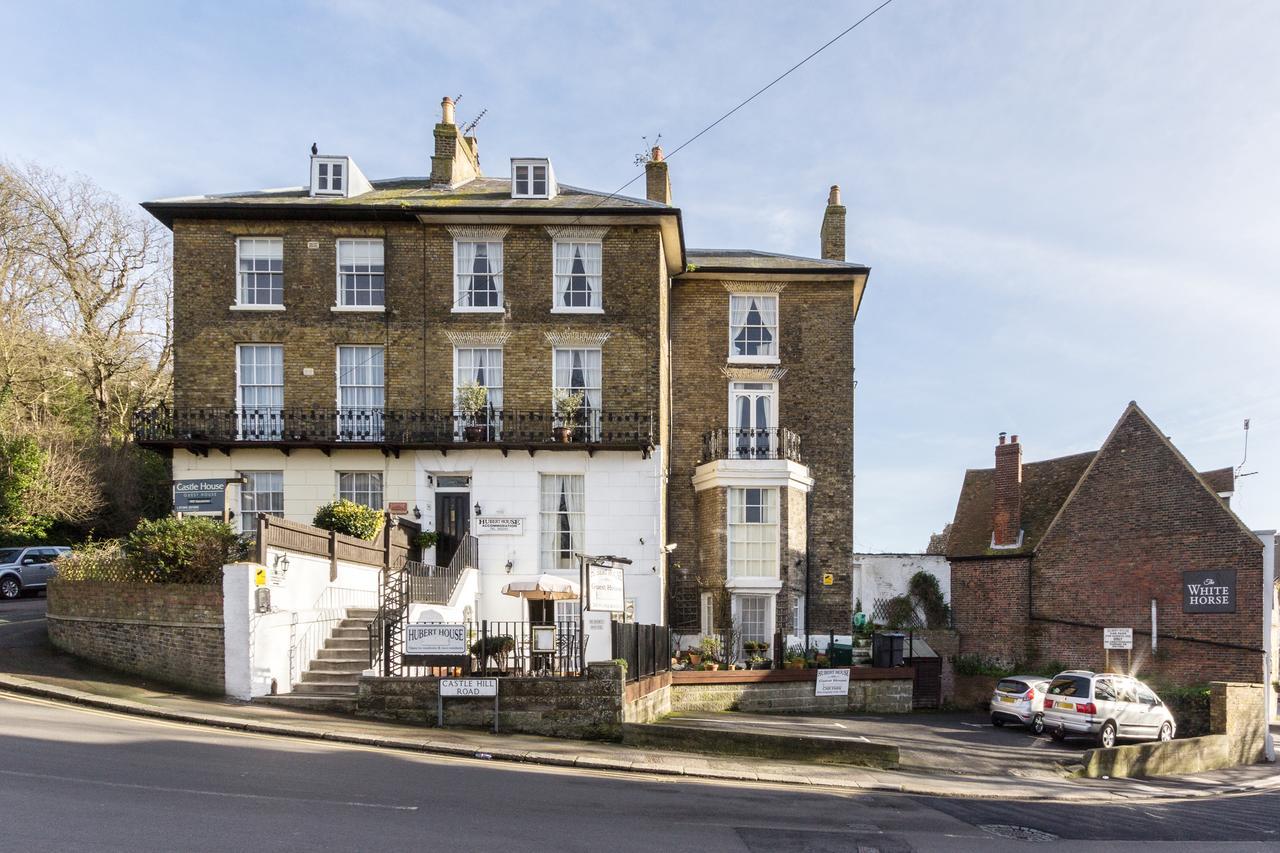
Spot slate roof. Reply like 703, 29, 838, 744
946, 451, 1237, 561
685, 248, 868, 273
143, 177, 670, 227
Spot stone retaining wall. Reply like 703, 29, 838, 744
357, 662, 624, 739
45, 579, 225, 694
669, 669, 912, 715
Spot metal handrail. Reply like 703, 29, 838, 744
134, 406, 654, 448
699, 427, 803, 463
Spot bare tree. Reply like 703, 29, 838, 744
2, 162, 171, 440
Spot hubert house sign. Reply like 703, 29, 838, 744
1182, 569, 1236, 614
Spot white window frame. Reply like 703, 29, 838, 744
732, 593, 775, 654
232, 237, 285, 310
337, 471, 383, 510
728, 293, 779, 364
700, 591, 715, 636
334, 239, 385, 311
727, 487, 780, 580
335, 345, 385, 442
311, 158, 346, 196
452, 240, 504, 313
512, 160, 550, 198
552, 348, 602, 442
235, 344, 284, 440
551, 239, 603, 313
727, 380, 778, 459
238, 471, 283, 534
539, 473, 585, 573
453, 346, 503, 440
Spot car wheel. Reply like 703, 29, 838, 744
990, 714, 1005, 727
1098, 720, 1117, 749
1050, 727, 1065, 742
1158, 722, 1173, 742
0, 577, 20, 600
1031, 713, 1045, 736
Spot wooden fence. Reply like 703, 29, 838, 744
252, 514, 420, 579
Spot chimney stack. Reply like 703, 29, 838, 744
645, 146, 671, 205
992, 432, 1023, 548
431, 95, 481, 188
820, 184, 846, 261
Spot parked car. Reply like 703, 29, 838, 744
1042, 670, 1176, 748
0, 546, 71, 600
989, 675, 1051, 733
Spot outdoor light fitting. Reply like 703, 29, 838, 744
474, 502, 482, 517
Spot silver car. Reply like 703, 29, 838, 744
989, 675, 1051, 734
0, 546, 70, 600
1042, 670, 1177, 748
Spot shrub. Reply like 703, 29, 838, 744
1148, 682, 1212, 737
882, 594, 918, 630
313, 500, 384, 540
954, 653, 1019, 678
123, 516, 247, 583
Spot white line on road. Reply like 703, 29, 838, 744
0, 618, 46, 628
0, 767, 419, 811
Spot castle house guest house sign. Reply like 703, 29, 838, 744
1183, 569, 1236, 613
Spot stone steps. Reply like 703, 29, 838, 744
252, 608, 375, 711
257, 694, 358, 714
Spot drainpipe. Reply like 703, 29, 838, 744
804, 489, 813, 654
1259, 529, 1276, 762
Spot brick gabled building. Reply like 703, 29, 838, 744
947, 402, 1267, 684
136, 97, 869, 643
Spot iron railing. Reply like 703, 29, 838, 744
374, 618, 583, 678
700, 427, 802, 463
611, 622, 673, 682
134, 406, 653, 449
403, 535, 476, 606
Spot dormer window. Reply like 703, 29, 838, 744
309, 154, 370, 198
312, 158, 345, 196
511, 158, 556, 199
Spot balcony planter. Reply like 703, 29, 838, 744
464, 425, 486, 442
553, 426, 573, 443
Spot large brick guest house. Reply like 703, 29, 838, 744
946, 402, 1270, 685
136, 97, 869, 645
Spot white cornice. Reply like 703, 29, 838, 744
722, 281, 787, 293
544, 225, 609, 241
444, 330, 512, 348
692, 459, 813, 493
721, 366, 788, 382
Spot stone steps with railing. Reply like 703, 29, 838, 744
255, 612, 375, 713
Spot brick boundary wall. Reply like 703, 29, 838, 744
46, 579, 225, 695
357, 662, 625, 740
669, 669, 912, 715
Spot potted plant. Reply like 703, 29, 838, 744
685, 649, 702, 666
457, 381, 489, 442
552, 388, 585, 442
784, 645, 806, 670
698, 635, 722, 664
704, 661, 720, 672
415, 531, 439, 550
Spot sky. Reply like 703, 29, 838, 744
5, 0, 1278, 551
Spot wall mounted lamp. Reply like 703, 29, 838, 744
474, 502, 482, 517
412, 505, 422, 520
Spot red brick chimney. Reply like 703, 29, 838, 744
992, 432, 1023, 548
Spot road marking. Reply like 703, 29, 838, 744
0, 617, 46, 628
0, 767, 418, 810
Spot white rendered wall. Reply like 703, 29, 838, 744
414, 448, 665, 626
850, 553, 951, 617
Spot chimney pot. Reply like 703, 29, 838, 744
1011, 434, 1018, 444
441, 96, 455, 125
999, 432, 1007, 445
651, 145, 664, 162
828, 184, 841, 205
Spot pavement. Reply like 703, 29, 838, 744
3, 596, 1278, 805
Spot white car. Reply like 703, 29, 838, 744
989, 675, 1050, 734
1042, 670, 1177, 748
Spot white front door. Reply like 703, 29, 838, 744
729, 382, 776, 459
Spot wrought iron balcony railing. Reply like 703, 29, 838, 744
699, 427, 802, 464
133, 406, 653, 452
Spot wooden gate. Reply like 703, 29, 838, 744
908, 655, 942, 709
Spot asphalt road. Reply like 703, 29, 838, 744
1, 690, 1279, 853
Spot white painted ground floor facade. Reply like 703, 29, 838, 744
174, 447, 666, 625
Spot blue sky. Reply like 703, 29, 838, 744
7, 1, 1277, 550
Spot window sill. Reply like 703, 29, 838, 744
452, 306, 505, 314
331, 305, 386, 313
551, 306, 604, 315
727, 356, 780, 366
229, 304, 285, 312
